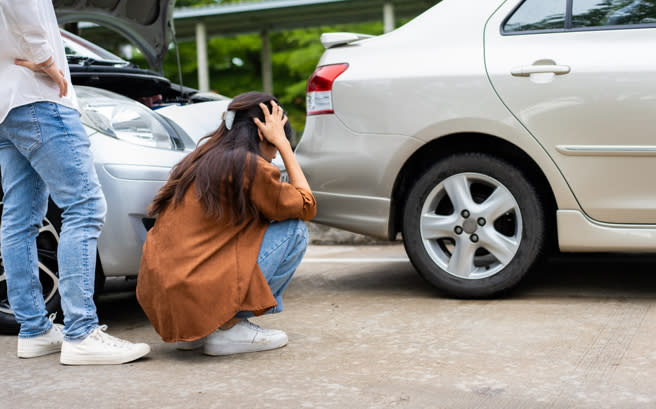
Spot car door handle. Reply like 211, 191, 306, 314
511, 64, 571, 76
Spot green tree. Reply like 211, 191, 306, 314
175, 0, 218, 7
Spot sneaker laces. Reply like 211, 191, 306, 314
241, 319, 263, 331
90, 325, 133, 348
48, 312, 63, 332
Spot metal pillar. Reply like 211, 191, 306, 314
261, 29, 273, 95
383, 2, 395, 33
195, 22, 210, 92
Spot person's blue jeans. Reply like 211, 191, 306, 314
0, 102, 106, 341
236, 219, 309, 318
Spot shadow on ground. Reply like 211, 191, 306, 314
95, 250, 656, 328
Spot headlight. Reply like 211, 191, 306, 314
76, 86, 175, 150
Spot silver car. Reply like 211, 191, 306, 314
297, 0, 656, 297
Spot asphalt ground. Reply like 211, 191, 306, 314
3, 244, 656, 409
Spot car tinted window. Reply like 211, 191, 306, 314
504, 0, 567, 32
573, 0, 656, 27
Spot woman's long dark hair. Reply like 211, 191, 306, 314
148, 91, 292, 224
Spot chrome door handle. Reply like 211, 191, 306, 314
511, 65, 571, 76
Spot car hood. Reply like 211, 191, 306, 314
54, 0, 175, 70
156, 100, 231, 144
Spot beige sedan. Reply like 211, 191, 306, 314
296, 0, 656, 297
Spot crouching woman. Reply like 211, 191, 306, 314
136, 92, 316, 356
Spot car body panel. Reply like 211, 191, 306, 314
558, 210, 656, 252
54, 0, 174, 70
324, 1, 498, 137
296, 0, 579, 239
486, 0, 656, 223
297, 114, 423, 238
85, 120, 189, 276
297, 0, 656, 253
298, 115, 423, 199
156, 100, 230, 144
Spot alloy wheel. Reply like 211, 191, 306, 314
419, 172, 522, 280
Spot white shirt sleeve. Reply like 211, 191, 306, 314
9, 0, 54, 64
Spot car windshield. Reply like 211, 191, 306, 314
60, 29, 127, 64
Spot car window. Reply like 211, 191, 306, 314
504, 0, 567, 32
573, 0, 656, 27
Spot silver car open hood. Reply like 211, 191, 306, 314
54, 0, 175, 70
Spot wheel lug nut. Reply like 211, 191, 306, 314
477, 217, 486, 226
470, 234, 479, 243
454, 226, 463, 235
461, 210, 470, 218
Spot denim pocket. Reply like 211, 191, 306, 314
7, 104, 44, 153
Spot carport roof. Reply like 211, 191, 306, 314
171, 0, 437, 40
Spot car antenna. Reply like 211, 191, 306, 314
169, 19, 191, 103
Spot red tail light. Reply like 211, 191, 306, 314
306, 63, 349, 115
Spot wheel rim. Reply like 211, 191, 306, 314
419, 172, 522, 280
0, 209, 60, 316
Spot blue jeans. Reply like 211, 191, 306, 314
236, 219, 309, 318
0, 102, 106, 341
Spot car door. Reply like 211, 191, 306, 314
485, 0, 656, 223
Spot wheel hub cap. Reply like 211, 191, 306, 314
462, 218, 478, 234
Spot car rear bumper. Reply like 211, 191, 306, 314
311, 191, 391, 239
297, 115, 421, 240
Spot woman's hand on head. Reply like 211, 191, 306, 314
253, 101, 289, 150
254, 101, 311, 192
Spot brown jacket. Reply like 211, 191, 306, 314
136, 157, 316, 342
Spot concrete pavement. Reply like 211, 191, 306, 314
3, 244, 656, 408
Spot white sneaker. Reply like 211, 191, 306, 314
203, 319, 288, 356
17, 320, 64, 358
175, 338, 205, 351
60, 325, 150, 365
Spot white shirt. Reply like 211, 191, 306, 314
0, 0, 78, 124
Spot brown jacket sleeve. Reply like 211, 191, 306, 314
249, 157, 317, 221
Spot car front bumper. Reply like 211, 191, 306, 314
88, 128, 188, 276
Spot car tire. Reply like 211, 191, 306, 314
0, 200, 62, 334
402, 153, 546, 298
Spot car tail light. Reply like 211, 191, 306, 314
306, 63, 348, 115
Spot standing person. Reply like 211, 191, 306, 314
137, 92, 316, 356
0, 0, 150, 364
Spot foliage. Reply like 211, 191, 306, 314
175, 0, 218, 7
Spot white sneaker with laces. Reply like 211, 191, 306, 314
60, 325, 151, 365
203, 319, 288, 356
175, 338, 205, 351
17, 315, 64, 358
